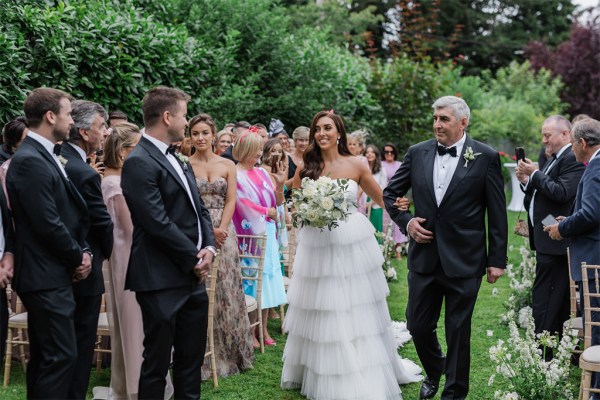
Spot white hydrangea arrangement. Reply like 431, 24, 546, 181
501, 243, 536, 326
291, 176, 353, 231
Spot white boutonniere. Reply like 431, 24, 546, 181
175, 153, 189, 165
463, 146, 481, 167
57, 155, 68, 167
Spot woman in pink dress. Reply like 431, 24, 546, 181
381, 143, 408, 253
101, 122, 173, 399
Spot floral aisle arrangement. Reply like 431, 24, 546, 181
375, 228, 398, 282
489, 308, 577, 400
291, 176, 353, 231
501, 243, 536, 326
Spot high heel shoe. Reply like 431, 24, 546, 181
264, 338, 277, 346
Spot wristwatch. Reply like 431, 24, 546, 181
82, 247, 93, 261
203, 246, 217, 257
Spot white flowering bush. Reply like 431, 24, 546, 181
291, 176, 353, 231
501, 244, 537, 326
489, 308, 577, 400
375, 228, 398, 282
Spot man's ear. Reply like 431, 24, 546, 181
45, 110, 56, 126
79, 128, 89, 142
162, 111, 171, 127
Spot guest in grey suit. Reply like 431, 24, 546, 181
545, 117, 600, 394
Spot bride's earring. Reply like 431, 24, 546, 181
337, 137, 340, 145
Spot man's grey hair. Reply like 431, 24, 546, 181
543, 115, 572, 132
432, 96, 470, 126
572, 118, 600, 147
69, 100, 107, 142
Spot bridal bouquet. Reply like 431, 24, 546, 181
291, 176, 352, 230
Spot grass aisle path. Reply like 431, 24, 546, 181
0, 212, 582, 399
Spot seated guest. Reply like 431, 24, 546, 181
232, 129, 287, 347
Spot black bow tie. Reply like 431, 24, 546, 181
53, 143, 62, 156
437, 145, 457, 157
166, 144, 177, 155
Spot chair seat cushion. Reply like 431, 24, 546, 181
283, 276, 290, 289
97, 312, 109, 329
582, 345, 600, 363
8, 312, 28, 325
245, 294, 257, 312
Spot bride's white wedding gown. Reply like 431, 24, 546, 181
281, 179, 421, 400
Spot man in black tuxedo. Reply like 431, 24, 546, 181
0, 187, 15, 367
516, 116, 584, 344
384, 96, 508, 400
6, 87, 92, 399
59, 100, 114, 399
121, 86, 216, 400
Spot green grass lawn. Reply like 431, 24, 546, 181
0, 211, 581, 399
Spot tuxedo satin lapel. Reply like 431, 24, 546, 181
422, 141, 437, 205
440, 136, 475, 207
139, 137, 189, 194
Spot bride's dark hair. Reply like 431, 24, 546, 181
300, 110, 352, 180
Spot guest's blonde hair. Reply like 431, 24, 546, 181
233, 128, 263, 162
103, 122, 140, 168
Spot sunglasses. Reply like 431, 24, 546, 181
383, 150, 395, 154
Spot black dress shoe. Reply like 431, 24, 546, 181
419, 376, 440, 399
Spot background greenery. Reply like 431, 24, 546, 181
0, 212, 583, 399
1, 0, 597, 159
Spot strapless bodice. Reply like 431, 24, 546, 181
196, 177, 227, 209
341, 179, 359, 214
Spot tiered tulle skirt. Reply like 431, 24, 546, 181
281, 212, 418, 400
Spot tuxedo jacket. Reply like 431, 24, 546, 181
522, 147, 584, 256
383, 136, 508, 278
61, 142, 113, 296
121, 136, 216, 292
6, 136, 90, 293
559, 155, 600, 281
0, 188, 14, 255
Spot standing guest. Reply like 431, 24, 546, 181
108, 110, 129, 127
232, 130, 287, 347
285, 126, 309, 195
215, 130, 233, 156
515, 116, 584, 344
384, 96, 508, 400
365, 144, 387, 232
381, 143, 408, 255
348, 130, 369, 214
255, 123, 269, 144
187, 113, 254, 378
101, 123, 174, 399
59, 100, 115, 400
221, 120, 250, 163
545, 118, 600, 394
0, 116, 28, 163
0, 175, 14, 368
6, 87, 92, 399
121, 86, 216, 400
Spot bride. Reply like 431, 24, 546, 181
281, 110, 421, 399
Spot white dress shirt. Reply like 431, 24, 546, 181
28, 131, 68, 179
143, 133, 202, 249
433, 134, 467, 206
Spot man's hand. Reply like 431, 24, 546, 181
193, 248, 214, 282
487, 267, 504, 284
73, 252, 92, 282
407, 217, 434, 244
0, 253, 13, 288
515, 158, 537, 177
394, 197, 410, 211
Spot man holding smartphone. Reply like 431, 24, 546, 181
516, 115, 585, 352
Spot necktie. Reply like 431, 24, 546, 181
166, 144, 178, 155
53, 143, 62, 156
437, 145, 457, 157
542, 154, 557, 173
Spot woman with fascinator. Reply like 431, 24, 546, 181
281, 110, 421, 399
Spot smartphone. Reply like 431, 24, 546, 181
541, 214, 558, 227
515, 147, 526, 162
